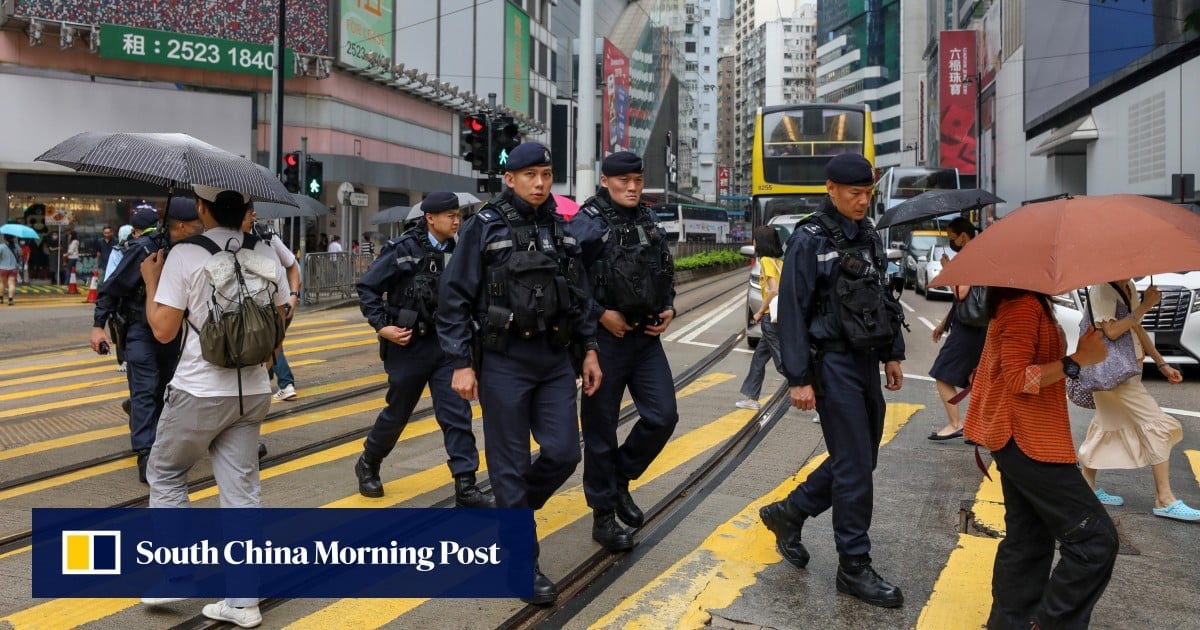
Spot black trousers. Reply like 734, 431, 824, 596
124, 322, 180, 453
478, 336, 580, 510
785, 350, 886, 557
363, 334, 479, 476
580, 329, 679, 511
988, 439, 1118, 630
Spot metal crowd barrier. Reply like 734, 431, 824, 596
301, 252, 374, 304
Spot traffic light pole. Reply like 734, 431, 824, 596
270, 0, 286, 177
487, 92, 497, 196
298, 136, 308, 256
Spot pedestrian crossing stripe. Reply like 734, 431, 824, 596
61, 531, 121, 575
589, 403, 921, 629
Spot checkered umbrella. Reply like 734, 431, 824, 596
36, 132, 298, 206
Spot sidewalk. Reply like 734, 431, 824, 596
13, 284, 76, 296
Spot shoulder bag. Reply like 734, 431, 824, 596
1077, 283, 1141, 392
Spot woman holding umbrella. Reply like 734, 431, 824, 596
927, 218, 988, 440
1076, 280, 1199, 521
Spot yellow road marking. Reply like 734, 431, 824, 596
590, 403, 920, 630
0, 355, 109, 377
0, 364, 130, 389
0, 374, 734, 629
0, 377, 126, 401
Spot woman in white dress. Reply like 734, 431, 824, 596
1077, 280, 1199, 522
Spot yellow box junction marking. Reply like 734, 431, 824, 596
590, 403, 921, 630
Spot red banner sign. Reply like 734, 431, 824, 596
602, 39, 631, 154
939, 30, 977, 175
717, 165, 731, 198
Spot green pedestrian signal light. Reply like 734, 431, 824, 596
491, 115, 522, 174
305, 159, 324, 199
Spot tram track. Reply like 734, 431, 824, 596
0, 271, 748, 560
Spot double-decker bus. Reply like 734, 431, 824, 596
654, 204, 730, 243
750, 103, 875, 230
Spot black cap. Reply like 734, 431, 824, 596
601, 151, 643, 176
166, 197, 199, 221
504, 142, 552, 172
824, 154, 875, 186
130, 208, 159, 230
421, 191, 459, 214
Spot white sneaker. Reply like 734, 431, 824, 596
202, 601, 262, 628
140, 596, 187, 606
272, 384, 297, 401
734, 399, 760, 410
812, 414, 821, 423
117, 362, 127, 373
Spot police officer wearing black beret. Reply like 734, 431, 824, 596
759, 153, 907, 608
437, 142, 603, 605
354, 191, 493, 508
571, 151, 677, 552
90, 198, 203, 483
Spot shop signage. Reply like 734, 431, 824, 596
98, 25, 294, 77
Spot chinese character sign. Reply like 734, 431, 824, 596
939, 30, 977, 174
504, 3, 530, 116
339, 0, 394, 70
717, 165, 731, 198
602, 40, 631, 154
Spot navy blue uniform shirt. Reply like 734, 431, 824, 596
93, 230, 164, 329
356, 224, 451, 333
777, 198, 906, 387
437, 191, 597, 369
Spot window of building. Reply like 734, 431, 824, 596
703, 122, 710, 130
703, 26, 711, 36
685, 41, 696, 53
704, 46, 710, 54
686, 23, 693, 34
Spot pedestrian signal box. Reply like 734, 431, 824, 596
283, 152, 301, 193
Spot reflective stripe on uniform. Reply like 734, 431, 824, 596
817, 251, 840, 262
485, 239, 514, 252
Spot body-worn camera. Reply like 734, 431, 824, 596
839, 251, 872, 278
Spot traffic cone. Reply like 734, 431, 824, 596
85, 269, 100, 303
67, 266, 79, 294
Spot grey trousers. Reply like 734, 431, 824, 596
147, 387, 270, 608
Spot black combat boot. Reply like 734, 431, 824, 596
614, 479, 644, 528
521, 562, 557, 606
354, 454, 384, 498
836, 554, 904, 608
592, 510, 635, 551
258, 442, 268, 460
121, 399, 132, 416
136, 449, 151, 484
759, 500, 810, 568
454, 473, 496, 508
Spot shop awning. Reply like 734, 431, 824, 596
1031, 114, 1098, 157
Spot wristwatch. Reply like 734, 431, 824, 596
1061, 356, 1081, 380
289, 291, 300, 297
584, 338, 600, 352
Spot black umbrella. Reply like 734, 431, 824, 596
366, 206, 413, 225
36, 132, 297, 205
875, 188, 1004, 229
252, 194, 332, 219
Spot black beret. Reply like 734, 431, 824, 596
421, 191, 459, 214
130, 207, 160, 230
504, 142, 552, 172
601, 151, 643, 176
825, 154, 875, 186
166, 197, 199, 221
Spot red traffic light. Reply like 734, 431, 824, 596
465, 116, 486, 133
285, 153, 299, 167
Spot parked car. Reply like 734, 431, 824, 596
742, 214, 902, 348
916, 245, 955, 299
901, 229, 948, 289
1054, 272, 1200, 365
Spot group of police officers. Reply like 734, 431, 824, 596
90, 140, 908, 610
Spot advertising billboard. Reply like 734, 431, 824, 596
1024, 0, 1200, 128
338, 0, 394, 70
602, 39, 631, 154
504, 2, 530, 116
717, 165, 732, 199
938, 30, 977, 175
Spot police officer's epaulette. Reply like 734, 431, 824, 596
581, 205, 602, 219
475, 207, 501, 222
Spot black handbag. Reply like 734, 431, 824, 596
955, 286, 989, 327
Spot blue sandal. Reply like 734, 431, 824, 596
1152, 500, 1200, 522
1094, 488, 1124, 506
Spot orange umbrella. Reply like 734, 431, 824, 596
930, 194, 1200, 295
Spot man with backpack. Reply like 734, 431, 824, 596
354, 191, 492, 508
138, 184, 286, 628
570, 152, 678, 553
438, 142, 602, 606
91, 201, 202, 483
759, 154, 908, 609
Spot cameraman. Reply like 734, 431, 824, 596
90, 199, 203, 483
243, 208, 301, 401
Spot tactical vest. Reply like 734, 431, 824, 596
384, 227, 444, 336
114, 230, 169, 327
584, 195, 673, 321
480, 199, 582, 347
803, 212, 903, 351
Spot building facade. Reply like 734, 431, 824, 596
682, 1, 721, 200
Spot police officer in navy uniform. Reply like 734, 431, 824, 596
89, 199, 203, 483
438, 142, 603, 606
759, 153, 907, 608
354, 191, 493, 508
572, 151, 678, 552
